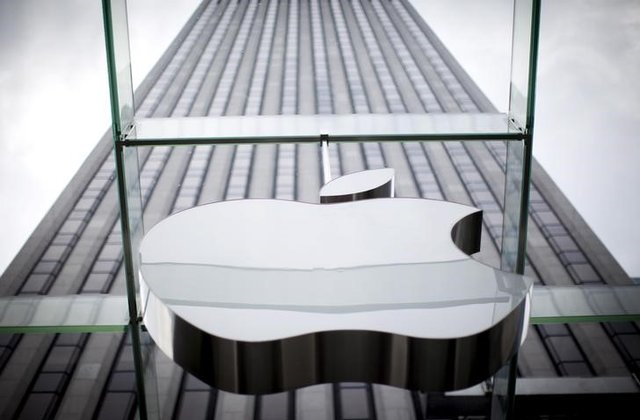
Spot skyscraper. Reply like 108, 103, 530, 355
1, 0, 637, 418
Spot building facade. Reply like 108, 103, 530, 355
1, 0, 638, 418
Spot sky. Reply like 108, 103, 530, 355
0, 0, 638, 278
0, 0, 199, 275
410, 0, 640, 277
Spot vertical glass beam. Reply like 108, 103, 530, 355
102, 0, 135, 138
103, 0, 140, 314
125, 323, 163, 420
501, 139, 526, 274
490, 356, 520, 420
103, 1, 155, 417
503, 0, 541, 279
137, 328, 162, 420
114, 144, 154, 420
494, 1, 541, 419
508, 0, 540, 133
114, 144, 144, 317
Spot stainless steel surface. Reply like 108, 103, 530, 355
321, 140, 332, 185
320, 168, 395, 203
139, 198, 532, 394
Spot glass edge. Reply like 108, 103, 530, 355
122, 113, 524, 146
0, 325, 128, 334
530, 315, 640, 325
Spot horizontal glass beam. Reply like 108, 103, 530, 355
1, 286, 636, 333
123, 113, 524, 146
0, 295, 128, 333
530, 285, 640, 324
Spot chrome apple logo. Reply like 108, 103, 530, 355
139, 169, 532, 394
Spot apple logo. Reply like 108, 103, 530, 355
139, 169, 532, 394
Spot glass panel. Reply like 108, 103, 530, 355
123, 145, 144, 283
3, 285, 638, 334
115, 144, 144, 318
141, 332, 179, 420
128, 326, 161, 420
497, 3, 541, 412
531, 285, 640, 323
491, 356, 518, 420
509, 0, 539, 130
501, 139, 525, 273
0, 295, 127, 333
103, 0, 135, 136
128, 113, 518, 145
